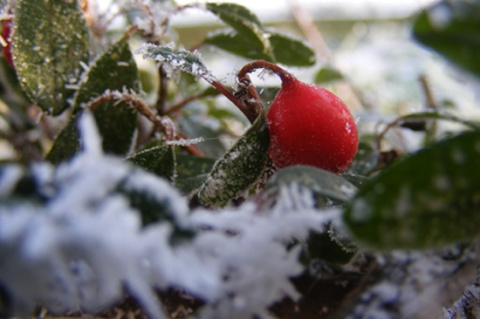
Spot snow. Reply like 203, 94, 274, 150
0, 115, 340, 318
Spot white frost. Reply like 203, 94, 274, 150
0, 116, 339, 319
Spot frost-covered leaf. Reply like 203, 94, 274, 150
304, 231, 356, 266
12, 0, 89, 115
197, 113, 270, 206
204, 29, 315, 66
136, 44, 211, 79
314, 67, 344, 84
265, 165, 358, 206
46, 39, 139, 164
174, 154, 216, 195
344, 130, 480, 249
413, 0, 480, 77
205, 2, 272, 58
128, 145, 175, 182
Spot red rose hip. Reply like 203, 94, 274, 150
1, 18, 14, 68
267, 76, 358, 174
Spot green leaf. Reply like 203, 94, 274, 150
204, 30, 271, 61
174, 154, 216, 194
205, 2, 272, 58
314, 67, 344, 84
136, 44, 211, 79
265, 165, 358, 206
269, 32, 316, 66
344, 130, 480, 250
46, 39, 139, 164
128, 145, 176, 182
413, 0, 480, 76
204, 29, 316, 66
197, 113, 270, 206
12, 0, 89, 115
178, 116, 227, 158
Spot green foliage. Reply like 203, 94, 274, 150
205, 29, 316, 66
413, 0, 480, 76
12, 0, 89, 115
2, 3, 480, 317
265, 165, 357, 206
344, 130, 480, 249
128, 145, 176, 181
197, 112, 270, 206
203, 2, 315, 66
314, 67, 344, 84
46, 39, 139, 163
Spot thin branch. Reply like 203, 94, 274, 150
84, 90, 204, 156
156, 65, 169, 115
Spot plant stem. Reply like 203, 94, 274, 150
209, 80, 258, 123
237, 60, 294, 83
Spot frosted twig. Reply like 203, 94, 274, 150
83, 89, 203, 156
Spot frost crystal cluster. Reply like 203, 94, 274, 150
0, 113, 335, 319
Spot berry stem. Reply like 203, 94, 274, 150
237, 60, 295, 84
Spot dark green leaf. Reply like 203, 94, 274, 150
174, 154, 216, 194
0, 165, 45, 204
128, 145, 175, 181
344, 130, 480, 250
314, 67, 344, 84
265, 165, 358, 206
304, 231, 356, 266
197, 113, 270, 206
46, 39, 139, 163
413, 0, 480, 76
204, 30, 271, 61
269, 32, 315, 66
115, 168, 195, 242
178, 115, 227, 158
137, 44, 211, 79
204, 29, 315, 66
205, 2, 272, 58
12, 0, 89, 115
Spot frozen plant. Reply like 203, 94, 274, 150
0, 113, 338, 318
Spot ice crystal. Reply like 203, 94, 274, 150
0, 114, 338, 319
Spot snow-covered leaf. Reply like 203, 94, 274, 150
205, 2, 272, 59
197, 113, 270, 206
204, 29, 315, 66
128, 145, 176, 182
265, 165, 358, 206
344, 130, 480, 249
12, 0, 89, 115
46, 39, 139, 163
136, 43, 211, 79
413, 0, 480, 77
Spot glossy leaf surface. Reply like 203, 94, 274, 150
413, 0, 480, 76
344, 130, 480, 249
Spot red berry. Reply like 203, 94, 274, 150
2, 18, 14, 68
267, 76, 358, 174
